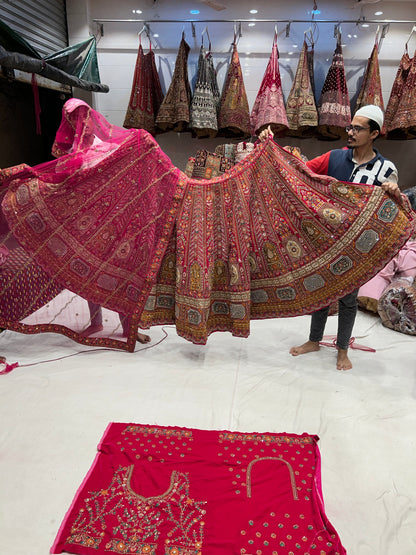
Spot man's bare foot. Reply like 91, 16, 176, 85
337, 349, 352, 371
137, 332, 151, 344
289, 340, 320, 356
80, 323, 103, 336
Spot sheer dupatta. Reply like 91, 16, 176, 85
0, 99, 183, 351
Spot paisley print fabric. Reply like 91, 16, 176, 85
384, 48, 416, 138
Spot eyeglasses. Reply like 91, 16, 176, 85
345, 125, 371, 134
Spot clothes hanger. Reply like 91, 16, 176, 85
201, 26, 212, 52
405, 24, 416, 54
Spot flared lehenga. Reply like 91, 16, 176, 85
1, 99, 414, 349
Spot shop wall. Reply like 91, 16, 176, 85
67, 0, 416, 188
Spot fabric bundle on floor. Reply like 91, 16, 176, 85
123, 42, 164, 135
1, 99, 414, 349
51, 423, 347, 555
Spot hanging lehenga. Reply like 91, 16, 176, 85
355, 38, 384, 115
155, 33, 192, 132
250, 32, 288, 137
123, 38, 164, 136
354, 35, 386, 137
1, 99, 414, 349
217, 42, 251, 138
285, 41, 318, 136
190, 33, 220, 138
384, 42, 416, 138
317, 37, 351, 140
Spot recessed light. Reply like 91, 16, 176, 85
347, 34, 352, 38
153, 33, 159, 37
248, 22, 255, 27
292, 44, 298, 48
132, 9, 142, 14
361, 23, 369, 28
374, 11, 383, 16
249, 9, 258, 14
190, 9, 200, 14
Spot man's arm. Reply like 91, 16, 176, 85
258, 125, 330, 176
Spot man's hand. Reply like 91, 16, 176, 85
258, 125, 274, 142
381, 181, 401, 200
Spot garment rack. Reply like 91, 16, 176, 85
93, 18, 416, 25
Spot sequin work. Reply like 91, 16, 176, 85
51, 424, 346, 555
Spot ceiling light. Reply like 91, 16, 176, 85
311, 9, 321, 15
248, 22, 255, 27
361, 23, 369, 28
374, 11, 383, 16
347, 34, 352, 38
190, 9, 200, 14
153, 33, 159, 37
132, 9, 142, 14
249, 9, 258, 14
292, 44, 298, 48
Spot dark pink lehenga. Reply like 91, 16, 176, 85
1, 99, 414, 350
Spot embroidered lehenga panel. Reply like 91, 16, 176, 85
1, 100, 414, 348
317, 42, 351, 140
51, 423, 347, 555
0, 99, 184, 351
140, 138, 414, 343
190, 44, 220, 138
123, 43, 164, 135
217, 43, 251, 138
384, 48, 416, 138
155, 36, 192, 132
285, 41, 318, 136
250, 37, 288, 136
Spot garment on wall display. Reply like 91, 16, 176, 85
156, 35, 192, 132
317, 41, 351, 140
250, 34, 288, 136
384, 47, 416, 138
285, 41, 318, 135
51, 423, 347, 555
1, 100, 414, 349
190, 43, 220, 138
123, 42, 164, 136
217, 43, 251, 138
354, 41, 384, 128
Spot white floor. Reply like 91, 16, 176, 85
0, 310, 415, 555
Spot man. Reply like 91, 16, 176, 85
260, 105, 401, 370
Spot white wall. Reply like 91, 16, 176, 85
65, 0, 416, 185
